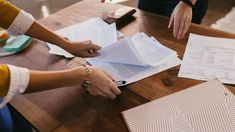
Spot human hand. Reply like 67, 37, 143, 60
86, 67, 121, 99
64, 39, 101, 58
168, 1, 192, 40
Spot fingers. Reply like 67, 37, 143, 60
185, 17, 192, 35
100, 79, 120, 99
78, 40, 101, 57
87, 70, 121, 99
82, 52, 100, 58
102, 69, 115, 81
79, 40, 102, 57
109, 81, 121, 95
168, 15, 173, 29
176, 17, 186, 39
87, 84, 120, 99
173, 15, 180, 38
87, 86, 108, 98
82, 40, 101, 51
104, 87, 117, 99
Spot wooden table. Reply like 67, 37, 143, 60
1, 0, 235, 131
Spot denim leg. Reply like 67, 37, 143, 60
0, 98, 13, 132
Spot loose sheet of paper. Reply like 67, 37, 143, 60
178, 33, 235, 84
47, 17, 118, 58
88, 57, 181, 86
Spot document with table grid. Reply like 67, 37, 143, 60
178, 33, 235, 84
122, 80, 235, 132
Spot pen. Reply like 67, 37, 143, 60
115, 80, 126, 86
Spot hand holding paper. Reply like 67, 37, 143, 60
47, 18, 118, 58
63, 40, 101, 57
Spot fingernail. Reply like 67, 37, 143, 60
88, 49, 94, 54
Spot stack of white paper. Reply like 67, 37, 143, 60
94, 32, 178, 67
178, 33, 235, 84
122, 80, 235, 132
87, 32, 181, 86
47, 17, 119, 58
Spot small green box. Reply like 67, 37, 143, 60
3, 35, 32, 53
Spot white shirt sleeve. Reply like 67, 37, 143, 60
7, 10, 35, 36
0, 65, 30, 109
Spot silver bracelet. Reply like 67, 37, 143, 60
81, 65, 92, 90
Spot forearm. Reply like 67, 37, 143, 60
0, 65, 87, 108
26, 67, 86, 93
26, 21, 70, 50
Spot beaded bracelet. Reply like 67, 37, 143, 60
81, 65, 92, 90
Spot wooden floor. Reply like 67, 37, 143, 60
8, 0, 235, 26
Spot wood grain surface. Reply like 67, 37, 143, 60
1, 0, 235, 131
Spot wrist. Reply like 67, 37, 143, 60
179, 0, 194, 8
56, 36, 72, 50
68, 67, 87, 85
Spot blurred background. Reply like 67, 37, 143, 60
8, 0, 235, 33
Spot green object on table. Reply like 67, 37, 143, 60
3, 35, 32, 53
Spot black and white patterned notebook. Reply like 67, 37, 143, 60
122, 80, 235, 132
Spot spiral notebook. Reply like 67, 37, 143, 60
122, 80, 235, 132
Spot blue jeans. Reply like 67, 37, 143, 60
0, 98, 13, 132
138, 0, 208, 24
0, 98, 33, 132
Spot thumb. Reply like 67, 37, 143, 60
82, 52, 100, 57
86, 43, 102, 51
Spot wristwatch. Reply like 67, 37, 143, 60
180, 0, 194, 8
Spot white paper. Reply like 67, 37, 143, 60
95, 32, 178, 67
47, 18, 118, 58
95, 38, 146, 66
86, 32, 181, 85
87, 56, 181, 86
178, 33, 235, 84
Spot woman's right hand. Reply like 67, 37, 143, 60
85, 67, 121, 99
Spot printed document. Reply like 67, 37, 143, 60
178, 33, 235, 84
88, 57, 181, 86
95, 32, 178, 67
87, 32, 181, 86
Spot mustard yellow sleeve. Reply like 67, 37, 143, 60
0, 0, 20, 29
0, 64, 10, 97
